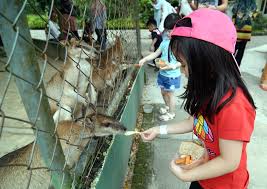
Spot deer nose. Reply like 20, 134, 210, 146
115, 123, 126, 131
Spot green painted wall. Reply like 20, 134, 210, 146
93, 67, 144, 189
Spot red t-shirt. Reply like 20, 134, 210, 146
193, 88, 255, 189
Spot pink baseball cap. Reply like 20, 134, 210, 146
171, 8, 237, 54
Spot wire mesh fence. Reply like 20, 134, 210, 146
0, 0, 141, 188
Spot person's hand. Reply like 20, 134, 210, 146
150, 45, 155, 52
169, 159, 187, 181
198, 3, 209, 8
140, 127, 160, 141
160, 62, 181, 70
159, 65, 172, 70
178, 149, 209, 170
208, 5, 217, 10
139, 58, 147, 66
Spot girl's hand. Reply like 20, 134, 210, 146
160, 62, 181, 70
169, 159, 187, 181
139, 58, 146, 66
179, 150, 209, 170
140, 127, 160, 141
159, 65, 172, 70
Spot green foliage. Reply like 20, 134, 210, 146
107, 18, 135, 29
74, 0, 90, 14
108, 18, 145, 29
27, 14, 145, 30
26, 0, 60, 14
27, 14, 47, 29
139, 0, 154, 26
252, 13, 267, 35
26, 0, 162, 29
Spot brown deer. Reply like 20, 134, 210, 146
0, 113, 126, 189
45, 41, 97, 122
92, 36, 127, 91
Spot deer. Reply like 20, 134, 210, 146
0, 113, 127, 189
92, 36, 127, 91
45, 39, 98, 123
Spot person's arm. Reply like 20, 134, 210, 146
150, 38, 158, 51
170, 138, 243, 181
209, 0, 228, 12
151, 0, 162, 10
189, 0, 198, 10
217, 0, 228, 12
139, 48, 162, 66
141, 116, 194, 141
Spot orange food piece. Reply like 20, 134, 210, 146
185, 155, 192, 165
175, 155, 192, 165
175, 157, 186, 165
159, 60, 166, 68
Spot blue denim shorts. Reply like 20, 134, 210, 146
157, 73, 181, 91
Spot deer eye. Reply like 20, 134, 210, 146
102, 122, 110, 127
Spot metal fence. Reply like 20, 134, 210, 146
0, 0, 141, 188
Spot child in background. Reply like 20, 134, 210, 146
141, 9, 256, 189
139, 13, 181, 121
146, 18, 162, 67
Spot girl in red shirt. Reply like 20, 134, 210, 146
141, 9, 256, 189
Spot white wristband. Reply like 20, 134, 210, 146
159, 125, 168, 135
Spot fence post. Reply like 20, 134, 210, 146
0, 1, 72, 188
134, 0, 142, 59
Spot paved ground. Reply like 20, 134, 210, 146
139, 31, 267, 189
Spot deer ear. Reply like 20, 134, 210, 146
85, 112, 96, 122
82, 114, 95, 130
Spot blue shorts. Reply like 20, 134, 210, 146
157, 73, 181, 91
